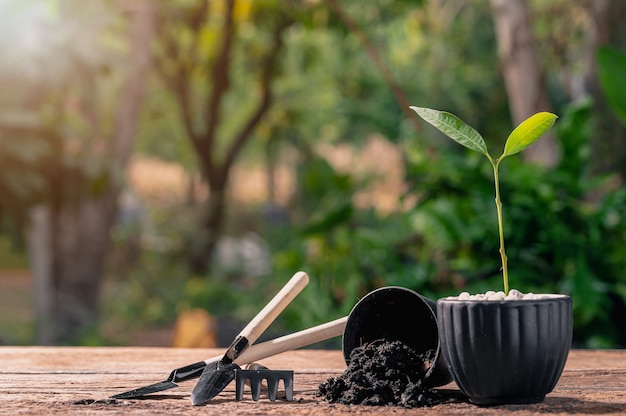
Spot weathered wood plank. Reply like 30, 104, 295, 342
0, 348, 624, 415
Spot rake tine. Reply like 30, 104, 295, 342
283, 376, 294, 401
251, 377, 262, 401
235, 367, 294, 402
268, 375, 278, 401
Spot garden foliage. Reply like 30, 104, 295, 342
271, 100, 626, 348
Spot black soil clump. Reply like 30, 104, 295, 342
317, 339, 452, 408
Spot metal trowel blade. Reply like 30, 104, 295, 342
110, 360, 207, 399
111, 380, 179, 399
190, 361, 239, 405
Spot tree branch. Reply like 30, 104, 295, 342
223, 19, 290, 175
324, 0, 423, 135
113, 0, 156, 170
203, 0, 236, 172
153, 11, 200, 146
187, 0, 209, 61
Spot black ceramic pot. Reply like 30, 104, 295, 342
343, 286, 452, 388
437, 295, 572, 405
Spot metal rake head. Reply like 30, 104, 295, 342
235, 368, 294, 402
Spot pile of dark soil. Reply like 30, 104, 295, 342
317, 339, 452, 407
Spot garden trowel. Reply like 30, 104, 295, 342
112, 272, 346, 400
190, 271, 309, 405
111, 315, 347, 399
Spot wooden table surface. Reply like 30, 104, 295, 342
0, 347, 624, 415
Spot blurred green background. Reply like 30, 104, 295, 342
0, 0, 625, 349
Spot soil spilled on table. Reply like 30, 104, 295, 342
317, 339, 454, 407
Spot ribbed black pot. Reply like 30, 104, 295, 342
437, 296, 572, 405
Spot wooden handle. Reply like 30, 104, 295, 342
236, 316, 347, 364
237, 271, 309, 346
203, 316, 348, 366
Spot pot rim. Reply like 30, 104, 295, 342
438, 294, 571, 303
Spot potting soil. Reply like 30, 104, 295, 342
317, 339, 449, 407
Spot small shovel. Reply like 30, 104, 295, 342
190, 271, 310, 405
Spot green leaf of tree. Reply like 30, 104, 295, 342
409, 106, 488, 156
501, 112, 558, 159
597, 46, 626, 126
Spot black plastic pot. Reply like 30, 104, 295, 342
342, 286, 452, 388
437, 295, 573, 405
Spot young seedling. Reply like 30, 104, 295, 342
409, 107, 558, 295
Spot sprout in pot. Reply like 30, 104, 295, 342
410, 107, 573, 406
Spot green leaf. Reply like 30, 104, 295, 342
299, 202, 354, 236
597, 46, 626, 126
409, 106, 488, 156
501, 112, 558, 158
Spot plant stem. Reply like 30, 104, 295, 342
491, 157, 509, 295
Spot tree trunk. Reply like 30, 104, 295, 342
27, 206, 54, 343
583, 0, 626, 179
189, 183, 228, 276
28, 0, 155, 344
51, 197, 116, 343
490, 0, 559, 167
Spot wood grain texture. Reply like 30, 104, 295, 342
0, 348, 624, 415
